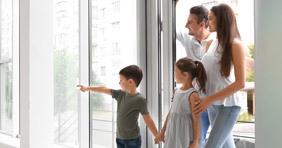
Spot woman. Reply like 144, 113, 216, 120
193, 4, 246, 148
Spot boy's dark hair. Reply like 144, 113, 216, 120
119, 65, 143, 87
190, 6, 209, 28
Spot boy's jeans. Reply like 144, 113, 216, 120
116, 136, 141, 148
205, 105, 241, 148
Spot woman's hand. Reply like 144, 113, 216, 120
193, 97, 212, 116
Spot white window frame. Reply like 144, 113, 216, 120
78, 1, 90, 148
11, 0, 20, 139
0, 0, 19, 139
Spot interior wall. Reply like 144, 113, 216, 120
255, 0, 282, 147
20, 0, 54, 147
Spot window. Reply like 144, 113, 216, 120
92, 46, 99, 57
112, 1, 120, 14
100, 8, 106, 18
100, 47, 106, 57
112, 61, 121, 75
100, 28, 106, 41
100, 66, 106, 76
0, 63, 13, 134
92, 6, 98, 19
92, 27, 98, 41
201, 1, 218, 9
53, 0, 79, 147
0, 0, 19, 137
111, 42, 120, 54
112, 22, 120, 33
91, 0, 139, 147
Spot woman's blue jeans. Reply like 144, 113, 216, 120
201, 110, 210, 148
205, 105, 241, 148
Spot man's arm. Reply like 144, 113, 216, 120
142, 114, 159, 137
77, 85, 111, 95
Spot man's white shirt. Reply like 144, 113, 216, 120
176, 28, 216, 61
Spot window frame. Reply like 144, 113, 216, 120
0, 0, 20, 138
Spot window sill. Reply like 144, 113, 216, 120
0, 134, 20, 148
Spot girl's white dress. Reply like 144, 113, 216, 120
164, 88, 202, 148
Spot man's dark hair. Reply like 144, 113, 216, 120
190, 6, 209, 27
119, 65, 143, 87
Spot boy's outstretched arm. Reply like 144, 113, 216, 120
142, 114, 159, 138
77, 85, 111, 95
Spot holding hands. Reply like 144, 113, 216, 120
154, 132, 165, 144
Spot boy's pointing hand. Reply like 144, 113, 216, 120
77, 85, 89, 92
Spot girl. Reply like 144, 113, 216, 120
155, 57, 207, 148
193, 4, 246, 148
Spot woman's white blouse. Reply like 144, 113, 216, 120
200, 38, 243, 107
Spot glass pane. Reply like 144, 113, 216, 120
0, 63, 13, 134
1, 0, 13, 60
91, 0, 138, 147
53, 0, 79, 147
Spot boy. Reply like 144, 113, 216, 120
77, 65, 159, 148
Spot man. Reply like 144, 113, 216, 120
176, 5, 214, 61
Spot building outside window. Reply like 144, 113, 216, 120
100, 8, 106, 19
112, 1, 120, 14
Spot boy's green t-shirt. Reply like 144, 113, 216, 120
110, 89, 149, 139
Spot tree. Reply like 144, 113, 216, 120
90, 70, 105, 110
54, 49, 78, 115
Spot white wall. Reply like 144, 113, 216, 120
255, 0, 282, 147
20, 0, 54, 148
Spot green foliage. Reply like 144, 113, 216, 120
246, 43, 254, 82
247, 44, 254, 59
245, 43, 255, 115
54, 49, 78, 115
54, 48, 105, 115
246, 69, 254, 82
5, 64, 13, 119
5, 82, 13, 118
90, 71, 105, 110
238, 111, 254, 122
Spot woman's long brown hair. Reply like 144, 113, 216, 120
211, 4, 241, 77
